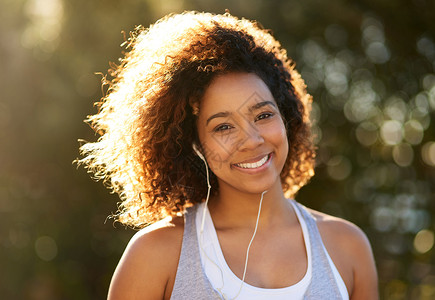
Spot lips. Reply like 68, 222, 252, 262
233, 153, 271, 169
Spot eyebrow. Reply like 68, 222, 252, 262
205, 100, 277, 125
206, 111, 231, 125
249, 100, 277, 112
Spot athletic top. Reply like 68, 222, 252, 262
170, 201, 349, 299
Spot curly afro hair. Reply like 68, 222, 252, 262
78, 11, 315, 228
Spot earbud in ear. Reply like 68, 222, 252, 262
192, 142, 205, 161
192, 142, 211, 189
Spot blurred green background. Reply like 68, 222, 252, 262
1, 0, 434, 299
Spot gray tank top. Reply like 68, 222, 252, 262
170, 202, 343, 299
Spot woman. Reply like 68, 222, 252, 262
79, 11, 378, 299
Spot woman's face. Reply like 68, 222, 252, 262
196, 72, 289, 195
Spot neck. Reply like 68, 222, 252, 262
207, 181, 292, 229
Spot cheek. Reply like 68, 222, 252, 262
202, 128, 241, 157
200, 138, 232, 172
268, 119, 288, 142
282, 133, 289, 158
270, 121, 289, 159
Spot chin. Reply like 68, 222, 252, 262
222, 176, 281, 196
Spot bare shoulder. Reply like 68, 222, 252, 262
107, 215, 184, 300
307, 208, 379, 300
308, 208, 370, 248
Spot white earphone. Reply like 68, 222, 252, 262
192, 142, 206, 161
192, 142, 227, 296
191, 142, 267, 300
192, 142, 212, 237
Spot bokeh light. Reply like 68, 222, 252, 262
404, 120, 424, 145
381, 120, 403, 146
35, 236, 58, 262
421, 142, 435, 167
21, 0, 64, 60
361, 16, 390, 64
414, 229, 435, 254
355, 121, 378, 146
392, 143, 414, 167
326, 155, 352, 181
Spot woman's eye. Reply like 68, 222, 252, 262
256, 112, 274, 121
213, 124, 233, 132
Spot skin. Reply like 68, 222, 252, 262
107, 72, 379, 300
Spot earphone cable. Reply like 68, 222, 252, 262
232, 190, 267, 299
194, 144, 268, 299
196, 149, 226, 296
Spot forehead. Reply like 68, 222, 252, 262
199, 72, 275, 115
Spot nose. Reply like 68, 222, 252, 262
236, 123, 264, 151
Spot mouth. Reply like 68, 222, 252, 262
233, 153, 272, 169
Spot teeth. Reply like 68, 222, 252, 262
236, 154, 269, 169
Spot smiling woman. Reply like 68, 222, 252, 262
77, 11, 378, 300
